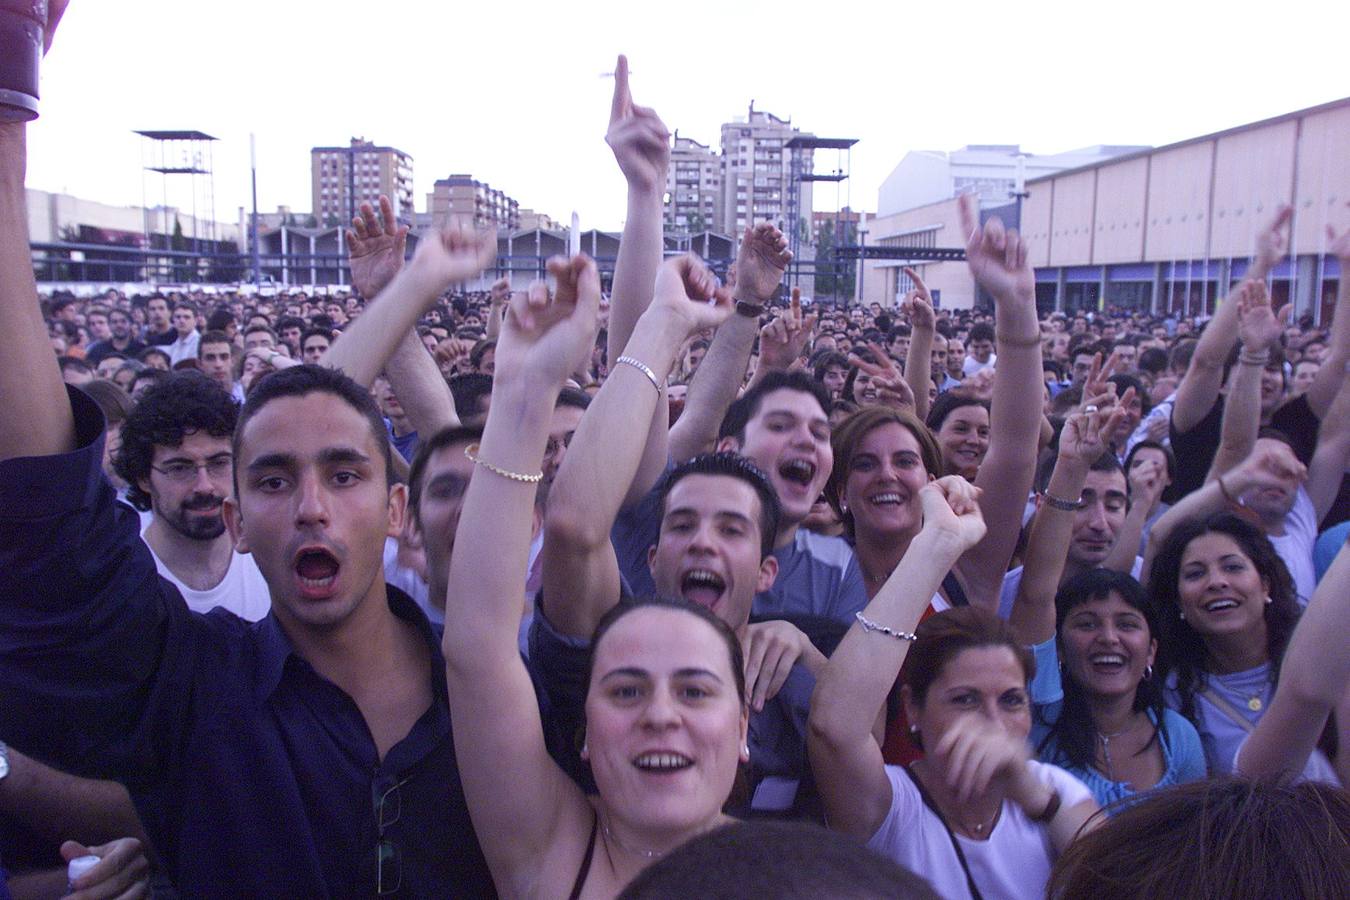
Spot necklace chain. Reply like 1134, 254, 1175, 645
602, 821, 665, 860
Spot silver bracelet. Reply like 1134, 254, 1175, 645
855, 612, 918, 642
615, 355, 661, 393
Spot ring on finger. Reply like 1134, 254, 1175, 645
1084, 404, 1099, 413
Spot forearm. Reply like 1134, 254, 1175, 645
668, 313, 757, 462
0, 750, 148, 847
1304, 281, 1349, 418
485, 301, 504, 339
383, 330, 459, 437
605, 187, 664, 362
905, 326, 934, 422
1104, 501, 1148, 574
0, 124, 75, 461
323, 266, 442, 387
1306, 384, 1350, 521
547, 309, 687, 549
1173, 294, 1240, 432
811, 534, 960, 747
1207, 354, 1264, 480
966, 299, 1042, 600
1011, 458, 1087, 644
444, 377, 557, 668
1143, 481, 1228, 586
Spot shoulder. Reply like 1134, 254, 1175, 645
791, 529, 857, 572
1026, 759, 1094, 807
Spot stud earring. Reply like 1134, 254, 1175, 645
909, 724, 919, 735
1264, 595, 1273, 605
580, 743, 589, 761
1179, 611, 1186, 621
1143, 665, 1153, 681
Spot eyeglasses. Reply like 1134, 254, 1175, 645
149, 455, 232, 482
373, 775, 410, 895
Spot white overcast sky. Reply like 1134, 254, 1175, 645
23, 0, 1348, 232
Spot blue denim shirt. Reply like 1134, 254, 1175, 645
0, 388, 496, 898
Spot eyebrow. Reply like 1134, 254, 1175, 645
246, 447, 372, 472
598, 667, 724, 682
160, 450, 232, 464
665, 507, 755, 526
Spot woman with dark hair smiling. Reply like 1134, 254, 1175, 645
1146, 512, 1338, 781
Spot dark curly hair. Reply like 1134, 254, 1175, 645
114, 372, 239, 512
1149, 513, 1301, 728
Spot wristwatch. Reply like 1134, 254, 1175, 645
0, 740, 9, 781
735, 300, 765, 318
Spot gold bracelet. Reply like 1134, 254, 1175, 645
463, 443, 543, 483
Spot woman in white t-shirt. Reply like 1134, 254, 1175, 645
810, 478, 1099, 900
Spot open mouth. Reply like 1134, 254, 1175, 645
632, 752, 694, 773
1088, 653, 1126, 673
778, 459, 817, 488
294, 547, 341, 595
681, 569, 726, 609
869, 492, 905, 507
1204, 598, 1239, 612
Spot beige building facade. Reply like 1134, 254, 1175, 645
311, 138, 415, 227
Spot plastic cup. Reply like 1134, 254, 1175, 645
0, 0, 47, 122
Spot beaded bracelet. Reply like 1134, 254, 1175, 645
855, 612, 918, 642
1039, 490, 1083, 512
463, 444, 543, 483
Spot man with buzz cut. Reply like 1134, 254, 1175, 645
0, 33, 504, 892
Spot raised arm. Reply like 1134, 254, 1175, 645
956, 193, 1046, 609
441, 256, 602, 892
602, 55, 675, 506
1306, 380, 1350, 522
1237, 534, 1350, 782
1173, 205, 1290, 434
0, 7, 75, 462
809, 478, 986, 840
1010, 403, 1126, 644
901, 268, 936, 422
542, 257, 733, 637
484, 278, 508, 340
342, 197, 461, 435
1300, 216, 1350, 418
324, 213, 495, 390
1207, 280, 1288, 480
1142, 442, 1305, 587
667, 224, 792, 462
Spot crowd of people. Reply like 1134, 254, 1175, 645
2, 10, 1348, 899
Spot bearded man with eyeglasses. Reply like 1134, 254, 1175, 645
112, 371, 271, 621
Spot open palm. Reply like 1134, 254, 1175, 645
347, 196, 409, 299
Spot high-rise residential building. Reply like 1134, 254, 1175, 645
664, 133, 722, 234
517, 208, 558, 231
427, 175, 520, 230
717, 104, 814, 238
311, 138, 414, 227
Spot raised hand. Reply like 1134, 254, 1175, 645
744, 619, 822, 712
932, 714, 1032, 805
495, 256, 601, 388
733, 223, 792, 304
951, 366, 996, 401
758, 288, 818, 370
434, 337, 474, 375
900, 267, 936, 330
1235, 279, 1291, 352
408, 222, 497, 294
651, 254, 735, 334
918, 476, 987, 555
490, 277, 510, 307
1254, 204, 1293, 273
347, 196, 410, 299
1128, 452, 1167, 511
605, 55, 670, 192
1059, 391, 1131, 465
958, 193, 1034, 304
1228, 440, 1307, 497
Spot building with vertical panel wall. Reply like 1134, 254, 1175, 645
665, 134, 722, 234
426, 175, 520, 230
717, 104, 814, 238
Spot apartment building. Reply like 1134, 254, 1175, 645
664, 133, 722, 234
311, 138, 414, 227
427, 175, 520, 230
717, 104, 814, 237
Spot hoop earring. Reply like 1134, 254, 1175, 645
1143, 665, 1153, 681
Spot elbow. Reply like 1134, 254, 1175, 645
544, 495, 611, 551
